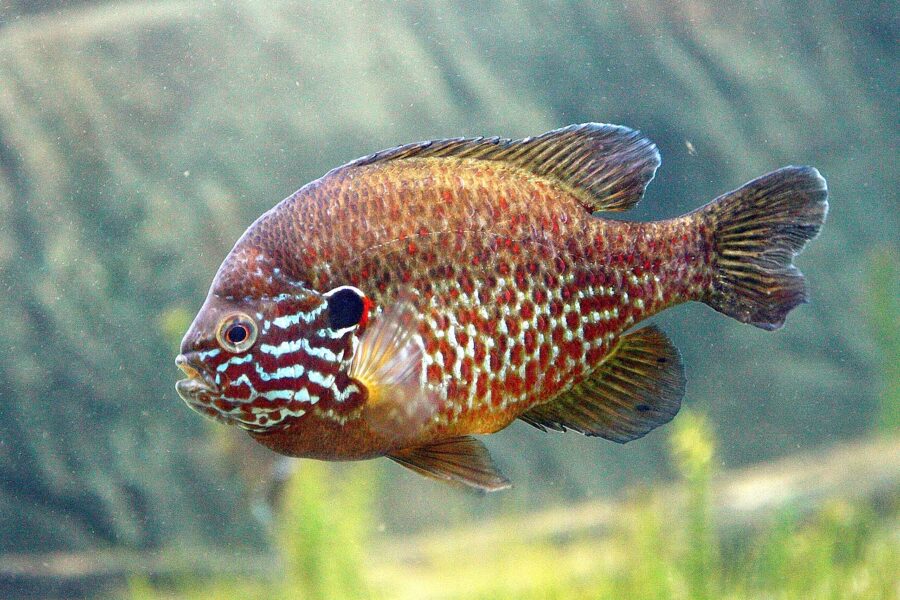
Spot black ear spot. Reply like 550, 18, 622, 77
326, 286, 365, 330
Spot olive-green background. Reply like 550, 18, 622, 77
0, 0, 895, 555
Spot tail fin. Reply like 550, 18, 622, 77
702, 166, 828, 330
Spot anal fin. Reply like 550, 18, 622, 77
387, 436, 511, 492
520, 325, 685, 443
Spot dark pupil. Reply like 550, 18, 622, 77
328, 288, 365, 330
227, 324, 248, 344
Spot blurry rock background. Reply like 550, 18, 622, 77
0, 0, 895, 556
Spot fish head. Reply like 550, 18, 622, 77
176, 248, 373, 432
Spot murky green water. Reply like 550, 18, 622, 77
0, 2, 896, 598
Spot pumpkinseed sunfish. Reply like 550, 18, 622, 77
176, 124, 828, 491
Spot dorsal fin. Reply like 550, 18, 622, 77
519, 325, 685, 443
340, 123, 660, 213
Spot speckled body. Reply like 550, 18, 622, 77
203, 157, 710, 459
176, 124, 827, 489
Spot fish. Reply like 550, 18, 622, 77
176, 123, 828, 491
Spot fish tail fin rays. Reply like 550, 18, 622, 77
342, 123, 660, 213
519, 325, 685, 443
700, 166, 829, 330
387, 436, 512, 492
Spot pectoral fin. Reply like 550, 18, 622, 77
388, 436, 511, 492
520, 325, 685, 443
351, 292, 441, 437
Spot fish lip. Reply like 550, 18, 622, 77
175, 353, 220, 399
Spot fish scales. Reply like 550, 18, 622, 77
254, 160, 707, 435
176, 123, 827, 490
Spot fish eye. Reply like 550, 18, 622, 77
325, 286, 366, 330
216, 313, 258, 353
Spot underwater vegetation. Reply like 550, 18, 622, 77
0, 1, 895, 598
125, 413, 899, 599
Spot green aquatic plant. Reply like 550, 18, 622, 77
670, 411, 719, 600
123, 423, 898, 600
865, 246, 900, 434
275, 461, 375, 600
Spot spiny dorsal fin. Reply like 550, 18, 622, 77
387, 436, 511, 492
340, 123, 660, 213
520, 325, 685, 443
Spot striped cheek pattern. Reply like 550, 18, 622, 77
195, 298, 367, 432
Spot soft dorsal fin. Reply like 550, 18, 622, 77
520, 325, 685, 443
341, 123, 660, 213
387, 436, 511, 492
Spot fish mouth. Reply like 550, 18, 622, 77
175, 353, 220, 403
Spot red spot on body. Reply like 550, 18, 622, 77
359, 296, 375, 328
490, 380, 505, 406
523, 329, 537, 354
549, 300, 564, 317
447, 379, 460, 401
525, 361, 539, 388
460, 358, 473, 382
425, 335, 439, 355
539, 343, 552, 369
586, 346, 605, 364
509, 343, 524, 367
565, 311, 580, 329
506, 317, 521, 338
552, 327, 565, 345
475, 373, 488, 399
439, 339, 453, 361
456, 330, 469, 348
427, 364, 442, 384
506, 373, 524, 396
477, 318, 493, 335
520, 302, 534, 320
489, 346, 503, 372
555, 257, 568, 273
583, 321, 603, 341
214, 399, 235, 412
473, 340, 487, 363
442, 190, 453, 202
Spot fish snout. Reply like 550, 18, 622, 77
175, 353, 219, 401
